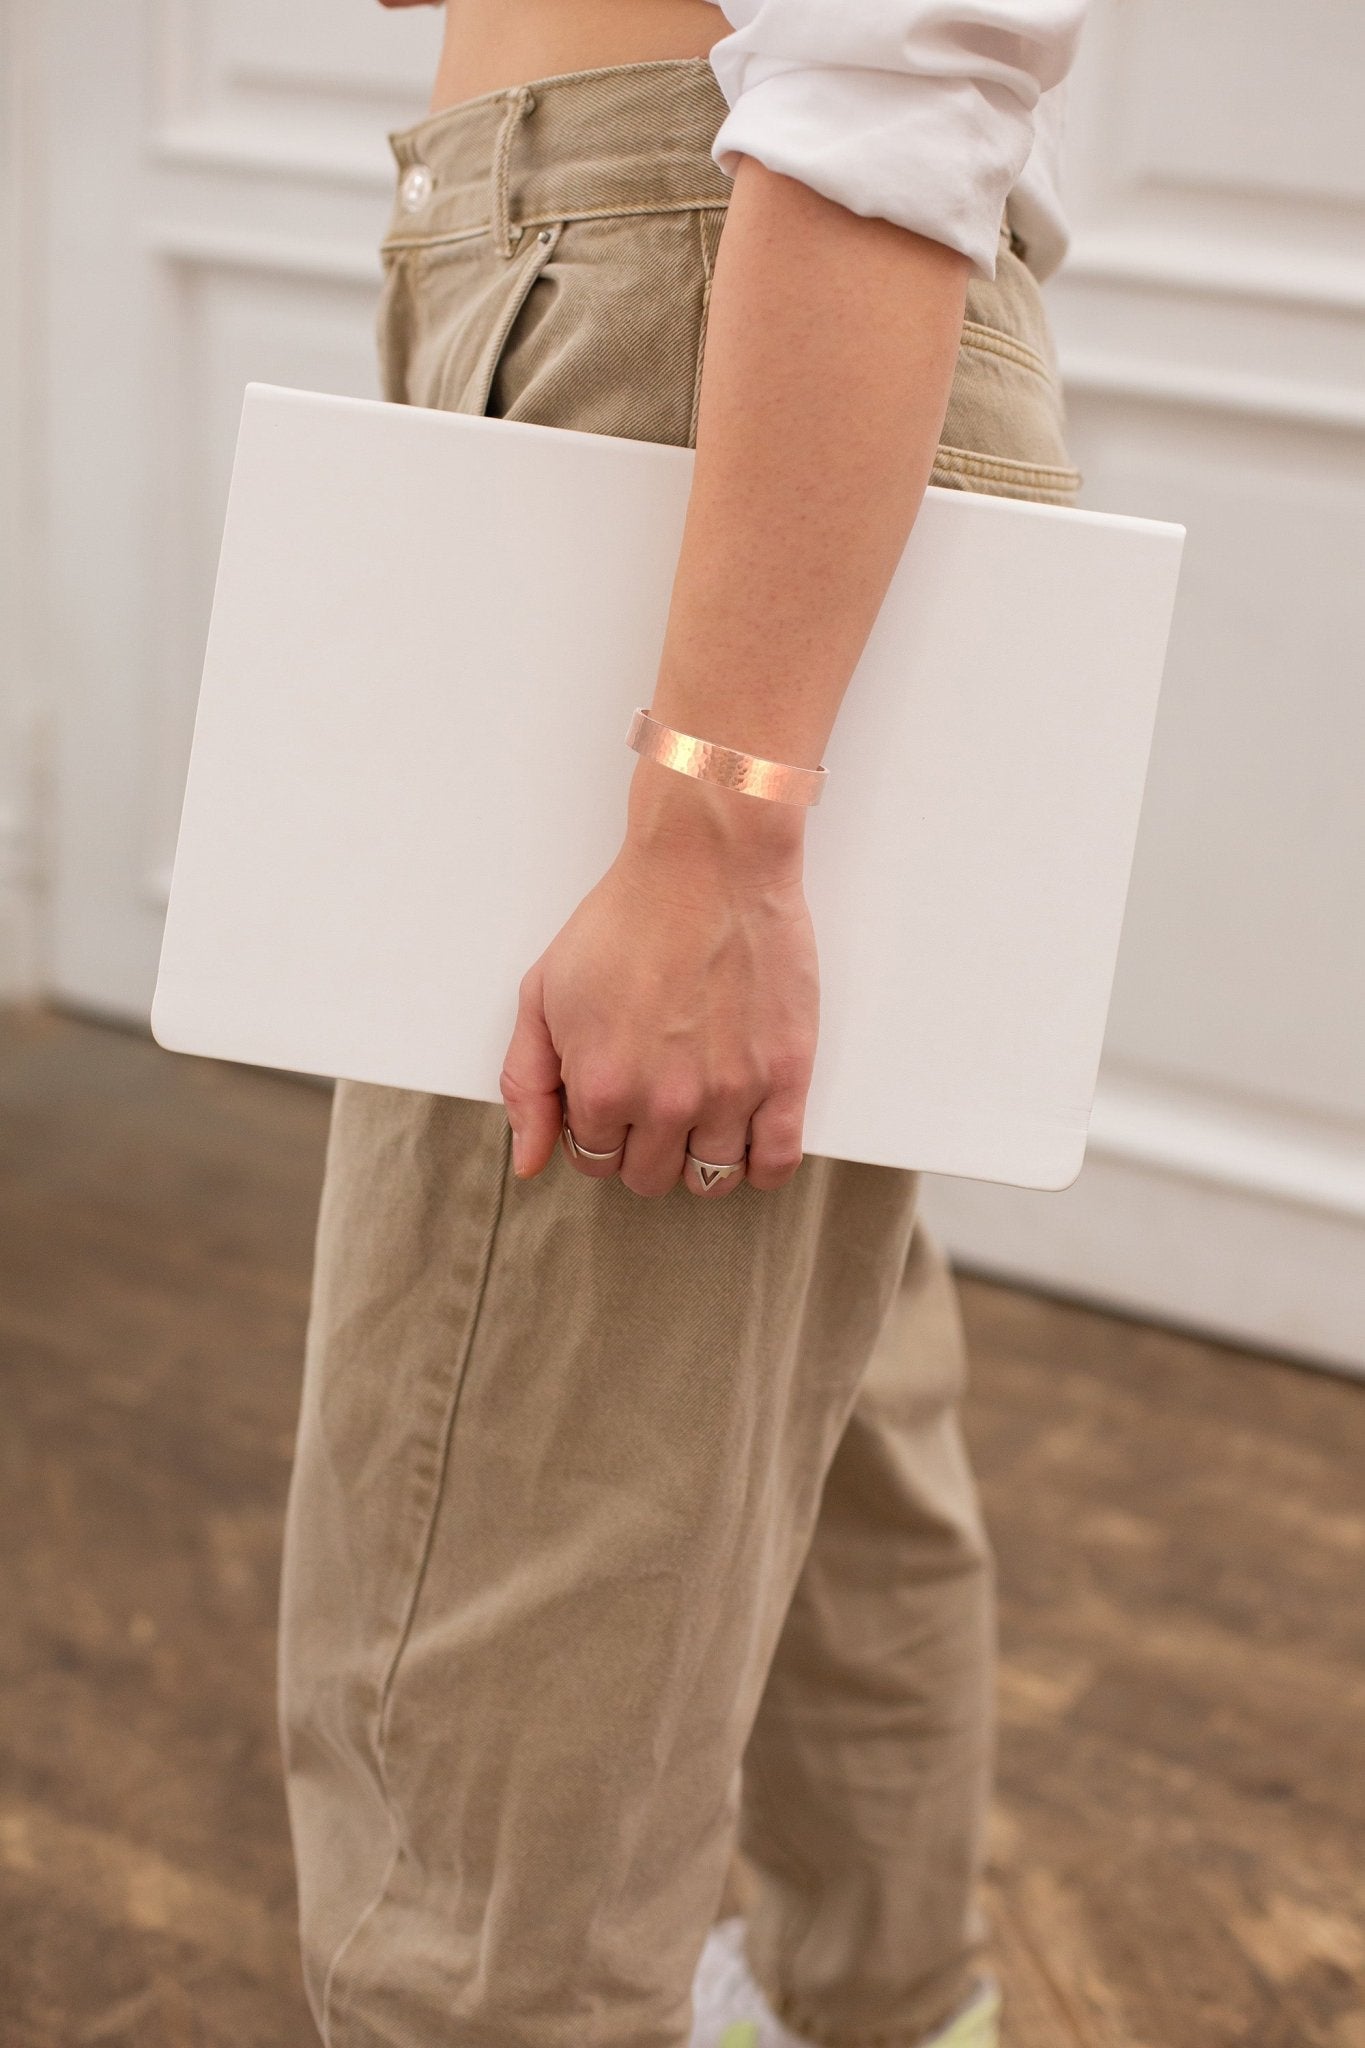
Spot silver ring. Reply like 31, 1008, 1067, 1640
561, 1116, 626, 1163
685, 1148, 747, 1191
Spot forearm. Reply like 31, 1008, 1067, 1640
626, 151, 970, 869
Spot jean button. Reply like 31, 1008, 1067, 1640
400, 164, 433, 212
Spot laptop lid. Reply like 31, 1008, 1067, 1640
152, 383, 1183, 1189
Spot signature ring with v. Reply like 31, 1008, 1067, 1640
685, 1149, 748, 1192
561, 1116, 626, 1164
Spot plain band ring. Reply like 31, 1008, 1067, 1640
561, 1117, 626, 1163
685, 1148, 748, 1191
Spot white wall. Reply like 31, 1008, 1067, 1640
922, 0, 1365, 1374
0, 0, 45, 1000
13, 0, 443, 1020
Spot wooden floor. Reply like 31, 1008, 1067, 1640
2, 1008, 1361, 2048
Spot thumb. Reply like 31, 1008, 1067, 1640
499, 962, 563, 1179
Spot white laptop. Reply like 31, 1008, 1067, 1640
151, 383, 1184, 1190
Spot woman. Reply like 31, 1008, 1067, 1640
278, 3, 1088, 2045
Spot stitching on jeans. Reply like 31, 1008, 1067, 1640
523, 196, 729, 223
958, 319, 1054, 382
932, 442, 1082, 489
381, 197, 729, 255
386, 58, 720, 164
490, 83, 537, 258
689, 279, 711, 450
458, 220, 563, 416
688, 208, 725, 449
318, 1118, 515, 2045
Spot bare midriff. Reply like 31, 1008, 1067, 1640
429, 0, 726, 113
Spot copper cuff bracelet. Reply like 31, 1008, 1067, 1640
625, 707, 827, 807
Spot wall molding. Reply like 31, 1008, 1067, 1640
1057, 349, 1365, 433
1065, 231, 1365, 316
924, 1072, 1365, 1380
1087, 1072, 1365, 1221
154, 119, 391, 194
144, 220, 382, 288
0, 798, 42, 1001
151, 0, 442, 187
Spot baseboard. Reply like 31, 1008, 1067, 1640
0, 799, 40, 1002
922, 1072, 1365, 1380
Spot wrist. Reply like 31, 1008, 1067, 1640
624, 755, 806, 885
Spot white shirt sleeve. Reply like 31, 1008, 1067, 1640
705, 0, 1090, 280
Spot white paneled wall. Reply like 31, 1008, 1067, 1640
21, 0, 442, 1017
922, 1, 1365, 1373
0, 3, 43, 999
10, 2, 1364, 1370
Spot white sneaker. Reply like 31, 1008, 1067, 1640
688, 1916, 1001, 2048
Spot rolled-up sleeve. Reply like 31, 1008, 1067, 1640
707, 0, 1089, 278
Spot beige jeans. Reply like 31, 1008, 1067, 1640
278, 57, 1081, 2048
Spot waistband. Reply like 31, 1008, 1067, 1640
384, 57, 735, 257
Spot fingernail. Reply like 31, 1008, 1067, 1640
511, 1131, 527, 1177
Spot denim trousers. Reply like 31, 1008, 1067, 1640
277, 55, 1082, 2048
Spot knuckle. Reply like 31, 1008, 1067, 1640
573, 1066, 628, 1124
575, 1091, 619, 1127
709, 1069, 758, 1111
649, 1082, 703, 1128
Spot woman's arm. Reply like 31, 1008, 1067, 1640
501, 153, 971, 1193
629, 153, 969, 851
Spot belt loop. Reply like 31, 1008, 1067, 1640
491, 84, 537, 258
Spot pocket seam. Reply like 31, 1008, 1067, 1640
959, 318, 1055, 384
380, 197, 728, 257
447, 219, 565, 417
688, 206, 726, 450
932, 442, 1083, 493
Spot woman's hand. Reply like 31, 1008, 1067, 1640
496, 165, 970, 1203
499, 759, 818, 1198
